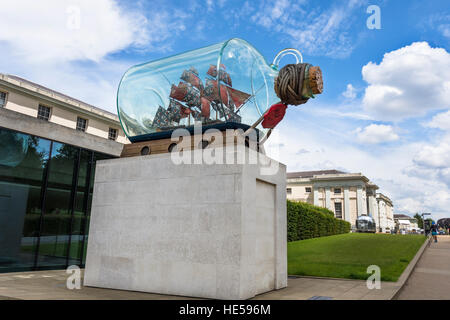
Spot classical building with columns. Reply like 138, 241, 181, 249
376, 193, 395, 232
286, 170, 394, 231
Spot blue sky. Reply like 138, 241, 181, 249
0, 0, 449, 220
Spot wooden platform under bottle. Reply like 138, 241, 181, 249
120, 130, 260, 158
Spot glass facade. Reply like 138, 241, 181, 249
0, 126, 114, 273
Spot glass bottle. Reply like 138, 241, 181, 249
117, 38, 304, 142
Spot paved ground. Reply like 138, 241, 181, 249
396, 235, 450, 300
1, 236, 436, 301
0, 270, 400, 300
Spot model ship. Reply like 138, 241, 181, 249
151, 65, 251, 131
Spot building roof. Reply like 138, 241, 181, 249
376, 192, 393, 206
286, 170, 346, 179
394, 214, 413, 219
287, 169, 378, 189
0, 73, 119, 123
394, 214, 417, 223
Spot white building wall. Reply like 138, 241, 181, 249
0, 78, 129, 145
287, 174, 392, 230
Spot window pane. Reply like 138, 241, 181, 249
0, 92, 6, 107
81, 151, 112, 264
76, 117, 87, 131
334, 202, 342, 219
37, 105, 51, 121
70, 150, 91, 265
0, 127, 117, 273
36, 142, 79, 268
0, 128, 50, 272
108, 128, 117, 140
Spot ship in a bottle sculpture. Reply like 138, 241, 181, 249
118, 38, 323, 157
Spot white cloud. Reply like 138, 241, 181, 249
0, 0, 187, 63
285, 8, 353, 58
427, 110, 450, 131
206, 0, 214, 12
0, 0, 192, 113
250, 0, 364, 58
362, 42, 450, 121
270, 0, 291, 21
355, 124, 399, 144
206, 0, 227, 12
342, 84, 357, 100
439, 24, 450, 38
402, 133, 450, 188
424, 13, 450, 40
0, 0, 140, 63
413, 134, 450, 169
357, 41, 450, 203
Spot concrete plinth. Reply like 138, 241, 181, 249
84, 149, 287, 299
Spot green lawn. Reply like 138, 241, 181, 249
288, 233, 425, 281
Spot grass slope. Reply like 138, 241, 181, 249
288, 233, 425, 281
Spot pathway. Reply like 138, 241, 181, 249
0, 270, 399, 300
396, 235, 450, 300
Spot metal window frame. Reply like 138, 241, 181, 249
65, 147, 82, 267
0, 91, 7, 108
79, 151, 94, 267
37, 104, 51, 121
334, 202, 343, 218
108, 127, 118, 140
76, 117, 88, 132
33, 140, 53, 269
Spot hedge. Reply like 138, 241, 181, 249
287, 200, 351, 241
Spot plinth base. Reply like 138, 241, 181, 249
84, 149, 287, 299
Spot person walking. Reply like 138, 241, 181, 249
431, 222, 438, 243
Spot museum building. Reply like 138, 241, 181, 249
0, 73, 127, 273
286, 170, 395, 232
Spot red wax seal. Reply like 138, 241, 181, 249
261, 103, 288, 129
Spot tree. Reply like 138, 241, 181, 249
414, 213, 423, 229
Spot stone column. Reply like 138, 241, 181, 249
356, 186, 363, 216
325, 187, 332, 211
313, 187, 319, 206
367, 194, 377, 217
343, 187, 351, 223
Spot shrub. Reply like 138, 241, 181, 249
287, 200, 351, 241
